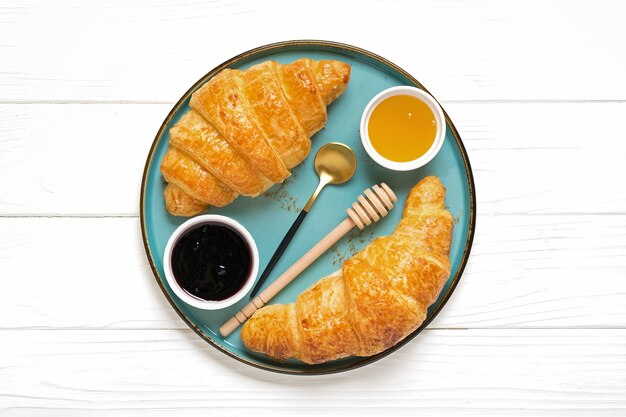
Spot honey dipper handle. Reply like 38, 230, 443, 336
259, 217, 355, 301
219, 217, 355, 337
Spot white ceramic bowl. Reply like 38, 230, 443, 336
360, 86, 446, 171
162, 214, 259, 310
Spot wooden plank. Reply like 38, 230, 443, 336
1, 329, 624, 416
0, 0, 625, 102
445, 102, 626, 215
1, 102, 625, 216
0, 103, 170, 215
0, 216, 624, 330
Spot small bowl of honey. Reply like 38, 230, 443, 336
360, 86, 446, 171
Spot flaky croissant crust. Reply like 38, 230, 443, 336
241, 176, 454, 364
160, 58, 351, 216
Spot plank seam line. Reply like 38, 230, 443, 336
0, 100, 173, 105
0, 214, 140, 218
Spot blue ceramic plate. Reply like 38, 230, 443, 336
141, 40, 475, 374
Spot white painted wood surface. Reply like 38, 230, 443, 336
1, 1, 625, 416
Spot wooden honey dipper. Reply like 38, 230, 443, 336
219, 183, 397, 337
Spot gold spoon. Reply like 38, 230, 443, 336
249, 142, 357, 298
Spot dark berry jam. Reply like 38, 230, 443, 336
171, 223, 251, 301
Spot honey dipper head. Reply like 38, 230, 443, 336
346, 183, 397, 230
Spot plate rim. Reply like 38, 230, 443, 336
140, 39, 477, 375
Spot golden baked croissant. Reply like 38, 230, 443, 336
160, 58, 351, 216
241, 176, 454, 364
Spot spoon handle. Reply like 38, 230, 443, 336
249, 209, 309, 298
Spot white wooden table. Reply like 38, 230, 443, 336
2, 1, 625, 415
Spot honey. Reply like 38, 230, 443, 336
368, 94, 437, 163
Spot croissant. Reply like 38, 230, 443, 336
160, 58, 351, 216
241, 176, 454, 364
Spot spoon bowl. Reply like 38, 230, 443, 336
314, 142, 358, 185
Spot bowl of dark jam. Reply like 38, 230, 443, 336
163, 215, 259, 310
